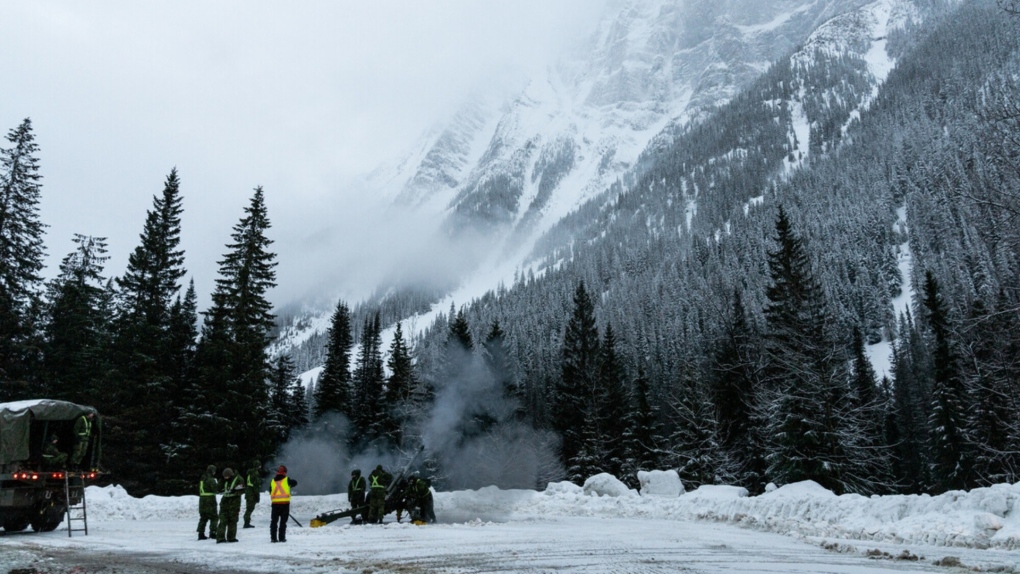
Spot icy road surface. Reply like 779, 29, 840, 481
0, 515, 973, 574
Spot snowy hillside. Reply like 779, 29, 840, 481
4, 476, 1019, 573
274, 0, 927, 365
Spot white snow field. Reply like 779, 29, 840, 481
2, 475, 1019, 573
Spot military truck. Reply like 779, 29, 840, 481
0, 399, 102, 532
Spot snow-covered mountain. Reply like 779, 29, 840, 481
275, 0, 930, 364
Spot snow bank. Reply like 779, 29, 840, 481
582, 473, 637, 498
87, 478, 1020, 551
638, 469, 684, 497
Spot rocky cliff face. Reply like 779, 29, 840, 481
376, 1, 871, 258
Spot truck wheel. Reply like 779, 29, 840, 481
3, 515, 30, 532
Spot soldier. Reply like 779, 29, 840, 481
408, 474, 436, 524
197, 464, 219, 540
216, 467, 244, 543
242, 461, 261, 528
42, 436, 67, 470
70, 411, 95, 469
346, 469, 367, 524
269, 465, 297, 543
366, 464, 391, 524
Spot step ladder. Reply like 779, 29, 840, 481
64, 472, 88, 537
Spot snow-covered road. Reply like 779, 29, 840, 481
3, 475, 1019, 573
0, 515, 955, 573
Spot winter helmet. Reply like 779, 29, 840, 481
223, 467, 234, 478
351, 469, 361, 476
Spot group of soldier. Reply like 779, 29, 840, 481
198, 460, 434, 543
197, 461, 287, 543
347, 464, 435, 525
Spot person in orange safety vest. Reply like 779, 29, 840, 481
269, 465, 297, 543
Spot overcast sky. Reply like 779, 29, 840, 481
0, 0, 603, 310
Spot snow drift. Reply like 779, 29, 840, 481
84, 476, 1020, 551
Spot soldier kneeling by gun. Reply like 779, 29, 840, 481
408, 473, 436, 524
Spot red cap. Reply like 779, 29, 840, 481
278, 465, 287, 475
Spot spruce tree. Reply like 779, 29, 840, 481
922, 270, 972, 492
42, 234, 110, 403
105, 169, 189, 494
711, 289, 766, 491
619, 366, 663, 488
351, 312, 386, 448
196, 186, 278, 469
597, 323, 628, 476
0, 118, 46, 400
762, 207, 856, 493
313, 300, 353, 420
268, 354, 296, 442
384, 321, 416, 447
289, 374, 310, 429
556, 280, 600, 483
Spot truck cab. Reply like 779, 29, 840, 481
0, 399, 102, 532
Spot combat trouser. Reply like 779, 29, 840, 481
367, 488, 386, 523
197, 496, 218, 537
216, 495, 241, 542
243, 490, 258, 526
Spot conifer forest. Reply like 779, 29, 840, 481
2, 0, 1020, 498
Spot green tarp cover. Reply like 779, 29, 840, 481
0, 399, 99, 465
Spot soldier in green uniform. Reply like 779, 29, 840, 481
367, 464, 391, 524
70, 412, 95, 469
408, 474, 436, 524
42, 436, 68, 470
347, 469, 367, 524
216, 467, 244, 543
197, 464, 219, 540
242, 461, 261, 528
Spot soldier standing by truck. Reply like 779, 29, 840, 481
216, 467, 244, 543
367, 464, 391, 524
242, 461, 260, 529
197, 464, 219, 540
70, 411, 95, 469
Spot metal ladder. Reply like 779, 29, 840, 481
64, 472, 88, 536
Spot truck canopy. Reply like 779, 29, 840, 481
0, 400, 100, 465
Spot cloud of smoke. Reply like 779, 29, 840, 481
423, 345, 563, 491
270, 341, 563, 497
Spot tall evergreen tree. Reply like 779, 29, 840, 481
922, 270, 972, 492
268, 354, 297, 442
383, 321, 416, 446
313, 300, 353, 420
890, 313, 930, 493
351, 312, 386, 448
711, 289, 766, 491
556, 281, 600, 483
289, 374, 310, 429
596, 323, 628, 476
762, 207, 857, 493
0, 118, 46, 400
42, 234, 110, 404
105, 169, 188, 494
619, 366, 663, 488
196, 186, 278, 469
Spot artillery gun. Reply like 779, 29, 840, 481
310, 445, 424, 527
